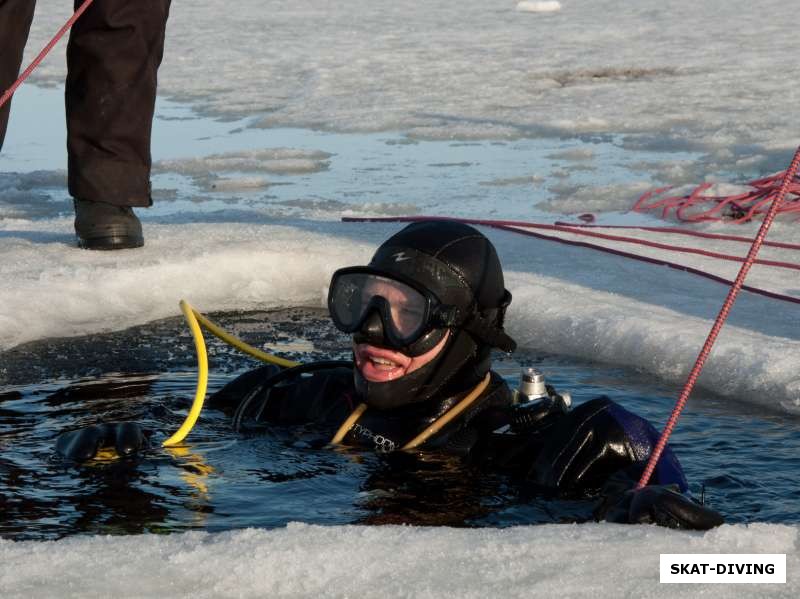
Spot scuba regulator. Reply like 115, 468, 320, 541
511, 367, 572, 431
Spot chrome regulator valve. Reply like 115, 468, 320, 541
513, 367, 571, 412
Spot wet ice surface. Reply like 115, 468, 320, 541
3, 86, 704, 223
21, 1, 799, 178
2, 308, 799, 545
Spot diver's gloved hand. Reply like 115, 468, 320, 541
594, 472, 724, 530
56, 422, 147, 461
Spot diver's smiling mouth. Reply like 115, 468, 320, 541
354, 344, 412, 382
353, 332, 451, 383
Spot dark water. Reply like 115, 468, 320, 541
1, 309, 799, 540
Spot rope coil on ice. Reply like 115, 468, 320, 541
634, 169, 800, 224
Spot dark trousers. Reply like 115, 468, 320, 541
0, 0, 171, 207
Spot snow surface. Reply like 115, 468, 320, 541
517, 1, 563, 13
3, 215, 798, 410
2, 523, 798, 598
2, 0, 800, 594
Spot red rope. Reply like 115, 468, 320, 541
344, 151, 800, 488
0, 0, 95, 111
344, 215, 800, 271
546, 223, 800, 272
634, 168, 800, 224
485, 222, 800, 305
342, 215, 800, 306
552, 222, 800, 251
636, 145, 800, 488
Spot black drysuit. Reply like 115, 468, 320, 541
55, 362, 725, 529
212, 365, 690, 497
0, 0, 171, 207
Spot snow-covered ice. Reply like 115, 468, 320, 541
2, 0, 799, 595
517, 1, 563, 13
2, 523, 798, 598
2, 213, 798, 410
20, 0, 800, 174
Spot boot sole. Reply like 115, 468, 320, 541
77, 234, 145, 251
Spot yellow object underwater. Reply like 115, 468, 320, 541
91, 446, 123, 463
162, 300, 299, 447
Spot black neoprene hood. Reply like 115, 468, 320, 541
347, 220, 516, 410
368, 221, 508, 313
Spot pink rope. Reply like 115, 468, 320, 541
344, 215, 800, 271
342, 215, 800, 306
0, 0, 95, 111
546, 223, 800, 272
552, 222, 800, 251
345, 160, 800, 487
636, 145, 800, 488
634, 168, 800, 224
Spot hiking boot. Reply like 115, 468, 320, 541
73, 199, 144, 250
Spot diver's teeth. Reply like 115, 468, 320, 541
371, 357, 397, 366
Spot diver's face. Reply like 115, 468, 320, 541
353, 331, 449, 383
347, 277, 449, 382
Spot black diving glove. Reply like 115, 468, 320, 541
594, 471, 724, 530
56, 422, 147, 461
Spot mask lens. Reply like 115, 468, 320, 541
362, 275, 427, 339
329, 272, 430, 342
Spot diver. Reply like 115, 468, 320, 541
56, 220, 724, 530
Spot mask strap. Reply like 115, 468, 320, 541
466, 322, 516, 352
462, 311, 517, 352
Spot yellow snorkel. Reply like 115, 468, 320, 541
162, 300, 299, 447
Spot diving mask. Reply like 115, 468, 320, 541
328, 267, 461, 355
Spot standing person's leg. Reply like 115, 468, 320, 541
66, 0, 171, 250
0, 0, 37, 152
